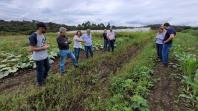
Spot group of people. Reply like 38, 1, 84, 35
29, 22, 116, 86
155, 23, 176, 66
103, 29, 116, 52
29, 22, 176, 86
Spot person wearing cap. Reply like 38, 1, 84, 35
155, 26, 166, 61
162, 23, 176, 66
28, 22, 50, 86
57, 27, 78, 75
81, 29, 93, 58
107, 28, 116, 52
73, 30, 84, 63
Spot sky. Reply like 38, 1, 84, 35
0, 0, 198, 27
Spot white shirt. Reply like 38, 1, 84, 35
32, 33, 48, 61
107, 31, 115, 40
73, 35, 83, 48
156, 32, 166, 44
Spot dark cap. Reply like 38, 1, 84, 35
36, 22, 47, 29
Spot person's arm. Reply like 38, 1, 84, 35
75, 37, 84, 42
164, 34, 175, 43
29, 45, 48, 51
29, 34, 48, 52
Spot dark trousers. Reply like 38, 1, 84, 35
108, 40, 115, 52
74, 48, 81, 63
104, 39, 109, 51
85, 46, 93, 58
35, 58, 50, 85
156, 43, 163, 60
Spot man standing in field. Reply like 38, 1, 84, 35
81, 29, 93, 58
107, 28, 116, 52
57, 27, 78, 75
162, 23, 176, 66
29, 22, 50, 86
103, 29, 108, 51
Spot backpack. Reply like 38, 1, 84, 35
29, 32, 38, 46
29, 32, 46, 46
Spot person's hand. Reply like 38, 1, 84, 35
43, 44, 49, 49
81, 40, 85, 43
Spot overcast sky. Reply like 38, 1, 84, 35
0, 0, 198, 26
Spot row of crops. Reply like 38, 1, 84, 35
0, 32, 129, 79
173, 30, 198, 110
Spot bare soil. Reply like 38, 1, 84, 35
148, 60, 189, 111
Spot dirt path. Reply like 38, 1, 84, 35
148, 60, 188, 111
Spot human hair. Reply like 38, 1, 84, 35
76, 30, 82, 36
164, 23, 170, 27
36, 22, 47, 30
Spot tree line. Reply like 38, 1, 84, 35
0, 20, 113, 35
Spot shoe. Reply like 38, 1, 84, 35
163, 64, 168, 67
74, 64, 79, 68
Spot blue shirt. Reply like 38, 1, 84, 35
163, 27, 176, 44
81, 33, 92, 46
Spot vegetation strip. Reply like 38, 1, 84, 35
172, 30, 198, 110
93, 42, 156, 111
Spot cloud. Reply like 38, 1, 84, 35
0, 0, 198, 26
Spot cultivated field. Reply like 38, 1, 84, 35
0, 30, 197, 111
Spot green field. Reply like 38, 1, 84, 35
0, 30, 197, 111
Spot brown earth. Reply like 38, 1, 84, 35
148, 60, 189, 111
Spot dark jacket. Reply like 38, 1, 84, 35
103, 33, 108, 40
57, 35, 71, 50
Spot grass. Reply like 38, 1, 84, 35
0, 31, 154, 111
173, 29, 198, 110
100, 41, 156, 111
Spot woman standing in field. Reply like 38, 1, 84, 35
155, 26, 166, 61
73, 30, 84, 63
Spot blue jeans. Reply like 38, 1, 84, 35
162, 43, 172, 64
59, 50, 78, 74
85, 46, 93, 58
156, 43, 163, 60
104, 39, 109, 51
74, 48, 80, 63
108, 40, 115, 52
35, 58, 50, 85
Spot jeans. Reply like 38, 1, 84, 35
35, 58, 50, 85
162, 43, 172, 65
59, 50, 78, 74
85, 46, 93, 58
108, 40, 115, 52
104, 39, 109, 51
74, 48, 80, 63
156, 43, 163, 60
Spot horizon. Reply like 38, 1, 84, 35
0, 0, 198, 27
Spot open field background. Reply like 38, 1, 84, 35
0, 29, 197, 111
